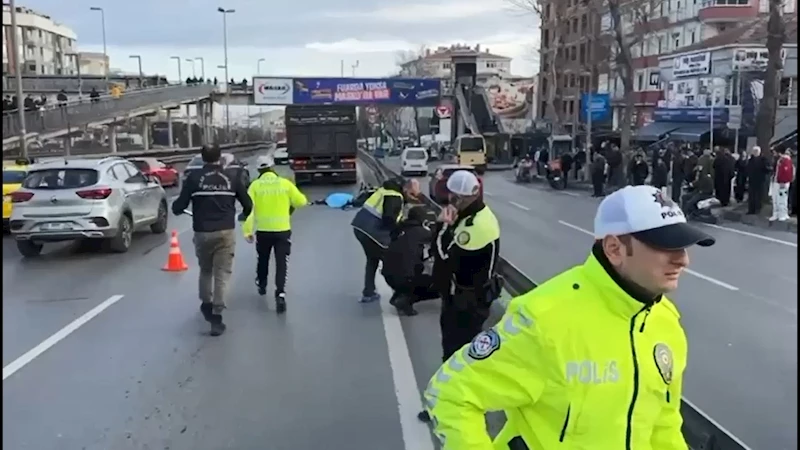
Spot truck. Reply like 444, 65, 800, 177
285, 105, 358, 185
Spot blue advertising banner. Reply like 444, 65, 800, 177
653, 107, 729, 124
292, 78, 441, 106
580, 93, 611, 123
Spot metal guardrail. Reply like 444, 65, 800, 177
2, 84, 216, 143
357, 148, 750, 450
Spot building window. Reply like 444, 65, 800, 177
570, 74, 576, 87
540, 101, 547, 118
779, 77, 797, 106
541, 77, 549, 96
570, 46, 577, 61
579, 43, 587, 64
568, 100, 575, 116
581, 14, 588, 31
486, 61, 497, 69
673, 32, 681, 49
572, 18, 579, 33
442, 62, 451, 70
543, 29, 550, 48
689, 28, 697, 44
635, 70, 646, 91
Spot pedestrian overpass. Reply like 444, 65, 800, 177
2, 84, 216, 151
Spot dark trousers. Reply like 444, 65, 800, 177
440, 295, 490, 361
255, 230, 292, 295
681, 192, 711, 218
385, 273, 439, 303
747, 182, 765, 214
591, 174, 604, 196
354, 229, 384, 296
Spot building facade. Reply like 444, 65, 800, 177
2, 4, 78, 76
595, 0, 797, 131
78, 51, 108, 76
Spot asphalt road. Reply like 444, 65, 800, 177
384, 156, 798, 450
1, 156, 445, 450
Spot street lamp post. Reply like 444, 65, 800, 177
351, 60, 359, 77
217, 6, 235, 138
9, 0, 28, 157
186, 58, 196, 78
257, 58, 266, 75
195, 57, 205, 79
129, 55, 143, 86
89, 7, 108, 84
170, 56, 182, 84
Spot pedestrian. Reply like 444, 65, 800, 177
242, 154, 308, 313
713, 148, 735, 206
382, 206, 439, 316
652, 156, 668, 195
746, 146, 770, 215
769, 147, 794, 222
350, 177, 419, 303
733, 151, 748, 203
172, 145, 253, 336
590, 152, 606, 197
423, 185, 715, 449
418, 170, 501, 423
629, 152, 649, 185
670, 148, 686, 203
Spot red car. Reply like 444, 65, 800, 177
428, 164, 484, 204
129, 157, 179, 187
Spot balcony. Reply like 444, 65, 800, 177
699, 0, 758, 22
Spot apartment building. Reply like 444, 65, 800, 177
399, 44, 514, 95
535, 0, 606, 133
78, 51, 108, 76
597, 0, 798, 129
2, 4, 77, 76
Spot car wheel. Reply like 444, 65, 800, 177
17, 239, 43, 257
150, 201, 168, 234
107, 214, 133, 253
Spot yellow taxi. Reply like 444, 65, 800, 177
3, 159, 32, 227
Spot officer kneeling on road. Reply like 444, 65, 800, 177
381, 206, 439, 316
172, 144, 253, 336
418, 169, 501, 422
423, 185, 716, 449
242, 154, 308, 314
350, 177, 420, 303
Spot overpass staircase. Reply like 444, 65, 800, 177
3, 84, 216, 149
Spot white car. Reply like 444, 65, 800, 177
400, 147, 429, 176
274, 141, 289, 165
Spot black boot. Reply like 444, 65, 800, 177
200, 303, 213, 322
209, 314, 227, 336
390, 293, 418, 316
255, 276, 266, 296
417, 410, 431, 423
275, 293, 286, 314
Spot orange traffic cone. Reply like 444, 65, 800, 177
162, 230, 189, 272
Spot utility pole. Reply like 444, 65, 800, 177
89, 7, 108, 85
217, 7, 235, 139
9, 0, 28, 158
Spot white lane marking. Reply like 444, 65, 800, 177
557, 221, 740, 292
702, 223, 797, 248
375, 276, 436, 450
509, 201, 530, 211
559, 190, 580, 197
3, 295, 125, 381
483, 190, 493, 197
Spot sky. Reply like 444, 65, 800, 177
23, 0, 541, 81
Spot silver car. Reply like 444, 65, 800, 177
8, 156, 169, 257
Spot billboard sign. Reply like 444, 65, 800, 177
672, 52, 711, 78
580, 93, 611, 123
292, 78, 441, 106
653, 107, 729, 123
732, 47, 787, 72
253, 77, 293, 105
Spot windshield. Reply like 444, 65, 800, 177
459, 137, 485, 153
186, 155, 204, 168
130, 160, 149, 172
3, 170, 27, 184
443, 168, 476, 177
405, 150, 427, 160
23, 169, 98, 189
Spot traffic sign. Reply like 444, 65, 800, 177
435, 106, 451, 119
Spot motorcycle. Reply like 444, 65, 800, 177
546, 160, 567, 190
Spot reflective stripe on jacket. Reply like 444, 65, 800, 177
242, 172, 307, 234
424, 251, 688, 450
350, 187, 403, 248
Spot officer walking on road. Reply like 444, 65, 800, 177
172, 145, 253, 336
417, 170, 501, 424
242, 154, 308, 314
423, 185, 716, 449
350, 177, 420, 303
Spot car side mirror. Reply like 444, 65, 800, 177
146, 174, 161, 185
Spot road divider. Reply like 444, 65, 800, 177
357, 148, 750, 450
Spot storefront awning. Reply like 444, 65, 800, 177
669, 123, 716, 143
634, 122, 680, 142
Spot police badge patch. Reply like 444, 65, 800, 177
653, 343, 673, 384
456, 231, 470, 246
467, 329, 501, 360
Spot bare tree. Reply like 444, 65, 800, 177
507, 0, 572, 133
755, 0, 788, 151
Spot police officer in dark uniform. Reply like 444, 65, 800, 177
419, 170, 501, 422
172, 145, 252, 336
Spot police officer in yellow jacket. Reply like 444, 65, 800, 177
350, 177, 419, 303
242, 155, 308, 313
424, 185, 716, 449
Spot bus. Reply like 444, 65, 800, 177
454, 133, 487, 174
